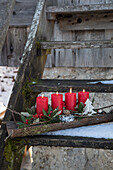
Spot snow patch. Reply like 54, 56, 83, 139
0, 66, 18, 119
88, 80, 113, 84
45, 123, 113, 139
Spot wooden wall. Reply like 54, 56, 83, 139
45, 0, 113, 67
0, 0, 37, 67
1, 27, 29, 66
1, 0, 113, 67
47, 0, 113, 6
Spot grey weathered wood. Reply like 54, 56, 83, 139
0, 0, 15, 53
1, 27, 30, 67
59, 13, 113, 31
47, 0, 108, 6
6, 112, 113, 137
40, 40, 113, 49
46, 4, 113, 15
10, 0, 37, 26
30, 79, 113, 93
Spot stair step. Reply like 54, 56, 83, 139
46, 4, 113, 15
40, 40, 113, 49
30, 79, 113, 93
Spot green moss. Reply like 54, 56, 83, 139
3, 138, 26, 170
36, 41, 41, 49
22, 78, 38, 109
46, 49, 51, 55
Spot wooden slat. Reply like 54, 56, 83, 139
59, 13, 113, 31
0, 0, 15, 52
40, 40, 113, 49
10, 0, 37, 26
6, 113, 113, 138
30, 79, 113, 93
22, 135, 113, 150
46, 4, 113, 14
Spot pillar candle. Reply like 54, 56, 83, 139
51, 92, 63, 114
36, 95, 48, 117
65, 88, 76, 111
78, 89, 89, 106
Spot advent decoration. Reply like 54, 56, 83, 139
83, 99, 96, 116
16, 89, 110, 132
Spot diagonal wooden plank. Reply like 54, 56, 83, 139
6, 113, 113, 138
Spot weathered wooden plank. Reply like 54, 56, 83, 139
30, 79, 113, 93
46, 4, 113, 14
0, 0, 15, 53
6, 113, 113, 138
21, 135, 113, 150
40, 40, 113, 49
7, 114, 113, 138
10, 0, 37, 26
47, 0, 108, 6
1, 27, 29, 67
59, 13, 113, 31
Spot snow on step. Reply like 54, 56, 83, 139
45, 122, 113, 139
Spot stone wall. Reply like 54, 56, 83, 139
31, 67, 113, 170
32, 146, 113, 170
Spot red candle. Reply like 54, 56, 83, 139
36, 94, 48, 117
78, 89, 89, 106
51, 92, 63, 114
65, 88, 76, 111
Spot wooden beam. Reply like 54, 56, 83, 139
6, 113, 113, 138
0, 0, 15, 52
59, 13, 113, 31
46, 4, 113, 14
40, 41, 113, 49
20, 135, 113, 150
30, 79, 113, 93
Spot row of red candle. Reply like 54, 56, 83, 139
36, 89, 89, 117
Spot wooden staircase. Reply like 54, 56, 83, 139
1, 0, 113, 169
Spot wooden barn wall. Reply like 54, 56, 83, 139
45, 0, 113, 68
0, 27, 30, 67
1, 0, 113, 67
0, 0, 37, 67
46, 0, 113, 6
